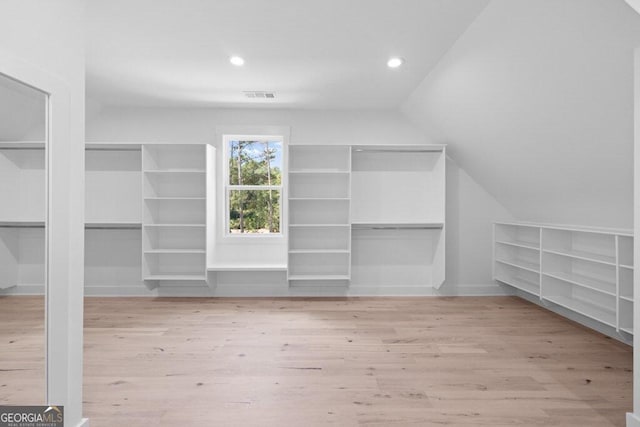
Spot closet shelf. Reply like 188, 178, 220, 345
85, 222, 142, 230
288, 249, 349, 254
289, 170, 350, 174
495, 240, 539, 250
289, 197, 350, 201
0, 220, 45, 228
0, 141, 45, 149
144, 197, 206, 201
289, 223, 350, 228
542, 271, 615, 297
495, 258, 539, 274
143, 223, 206, 228
351, 222, 443, 230
543, 295, 616, 328
494, 275, 539, 296
542, 249, 616, 266
288, 274, 350, 281
141, 144, 209, 286
143, 275, 207, 281
208, 264, 287, 272
494, 222, 634, 341
143, 169, 206, 174
145, 249, 205, 254
351, 144, 445, 153
85, 143, 142, 151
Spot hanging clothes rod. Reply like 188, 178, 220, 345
85, 226, 141, 230
84, 223, 142, 230
85, 147, 142, 152
351, 223, 443, 230
0, 146, 45, 151
0, 224, 45, 229
352, 147, 443, 153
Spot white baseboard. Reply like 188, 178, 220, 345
81, 282, 513, 298
439, 283, 514, 296
75, 418, 90, 427
0, 284, 45, 295
627, 412, 640, 427
85, 285, 152, 296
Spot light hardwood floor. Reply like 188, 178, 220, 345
0, 296, 633, 426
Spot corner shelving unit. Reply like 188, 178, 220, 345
493, 223, 541, 296
0, 141, 46, 291
493, 222, 633, 339
287, 145, 351, 285
142, 144, 209, 288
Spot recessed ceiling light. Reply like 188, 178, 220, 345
230, 56, 245, 66
387, 57, 404, 69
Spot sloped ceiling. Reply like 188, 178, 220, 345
402, 0, 640, 228
0, 74, 45, 141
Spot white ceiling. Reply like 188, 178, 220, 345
86, 0, 489, 109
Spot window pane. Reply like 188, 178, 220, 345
228, 140, 282, 186
229, 190, 281, 234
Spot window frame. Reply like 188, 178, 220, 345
222, 134, 285, 238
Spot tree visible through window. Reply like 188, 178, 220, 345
227, 138, 283, 234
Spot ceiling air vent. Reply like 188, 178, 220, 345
244, 91, 275, 99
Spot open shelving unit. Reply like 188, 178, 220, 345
286, 143, 447, 290
84, 143, 143, 292
493, 222, 633, 338
141, 144, 209, 288
350, 145, 446, 289
0, 142, 46, 291
287, 145, 351, 285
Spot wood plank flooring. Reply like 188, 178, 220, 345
0, 296, 45, 405
0, 296, 633, 426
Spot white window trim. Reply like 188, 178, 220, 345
222, 134, 285, 239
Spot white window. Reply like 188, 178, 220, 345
223, 135, 284, 235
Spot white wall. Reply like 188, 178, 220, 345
87, 106, 513, 295
0, 1, 86, 425
631, 45, 640, 427
445, 157, 514, 294
403, 0, 640, 229
87, 107, 427, 145
0, 76, 46, 141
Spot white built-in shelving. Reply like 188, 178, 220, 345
493, 222, 633, 337
0, 142, 46, 290
287, 145, 352, 284
84, 143, 142, 292
141, 144, 210, 288
350, 145, 446, 289
287, 144, 446, 289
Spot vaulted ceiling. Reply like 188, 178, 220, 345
0, 74, 45, 141
403, 0, 640, 228
83, 0, 640, 229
